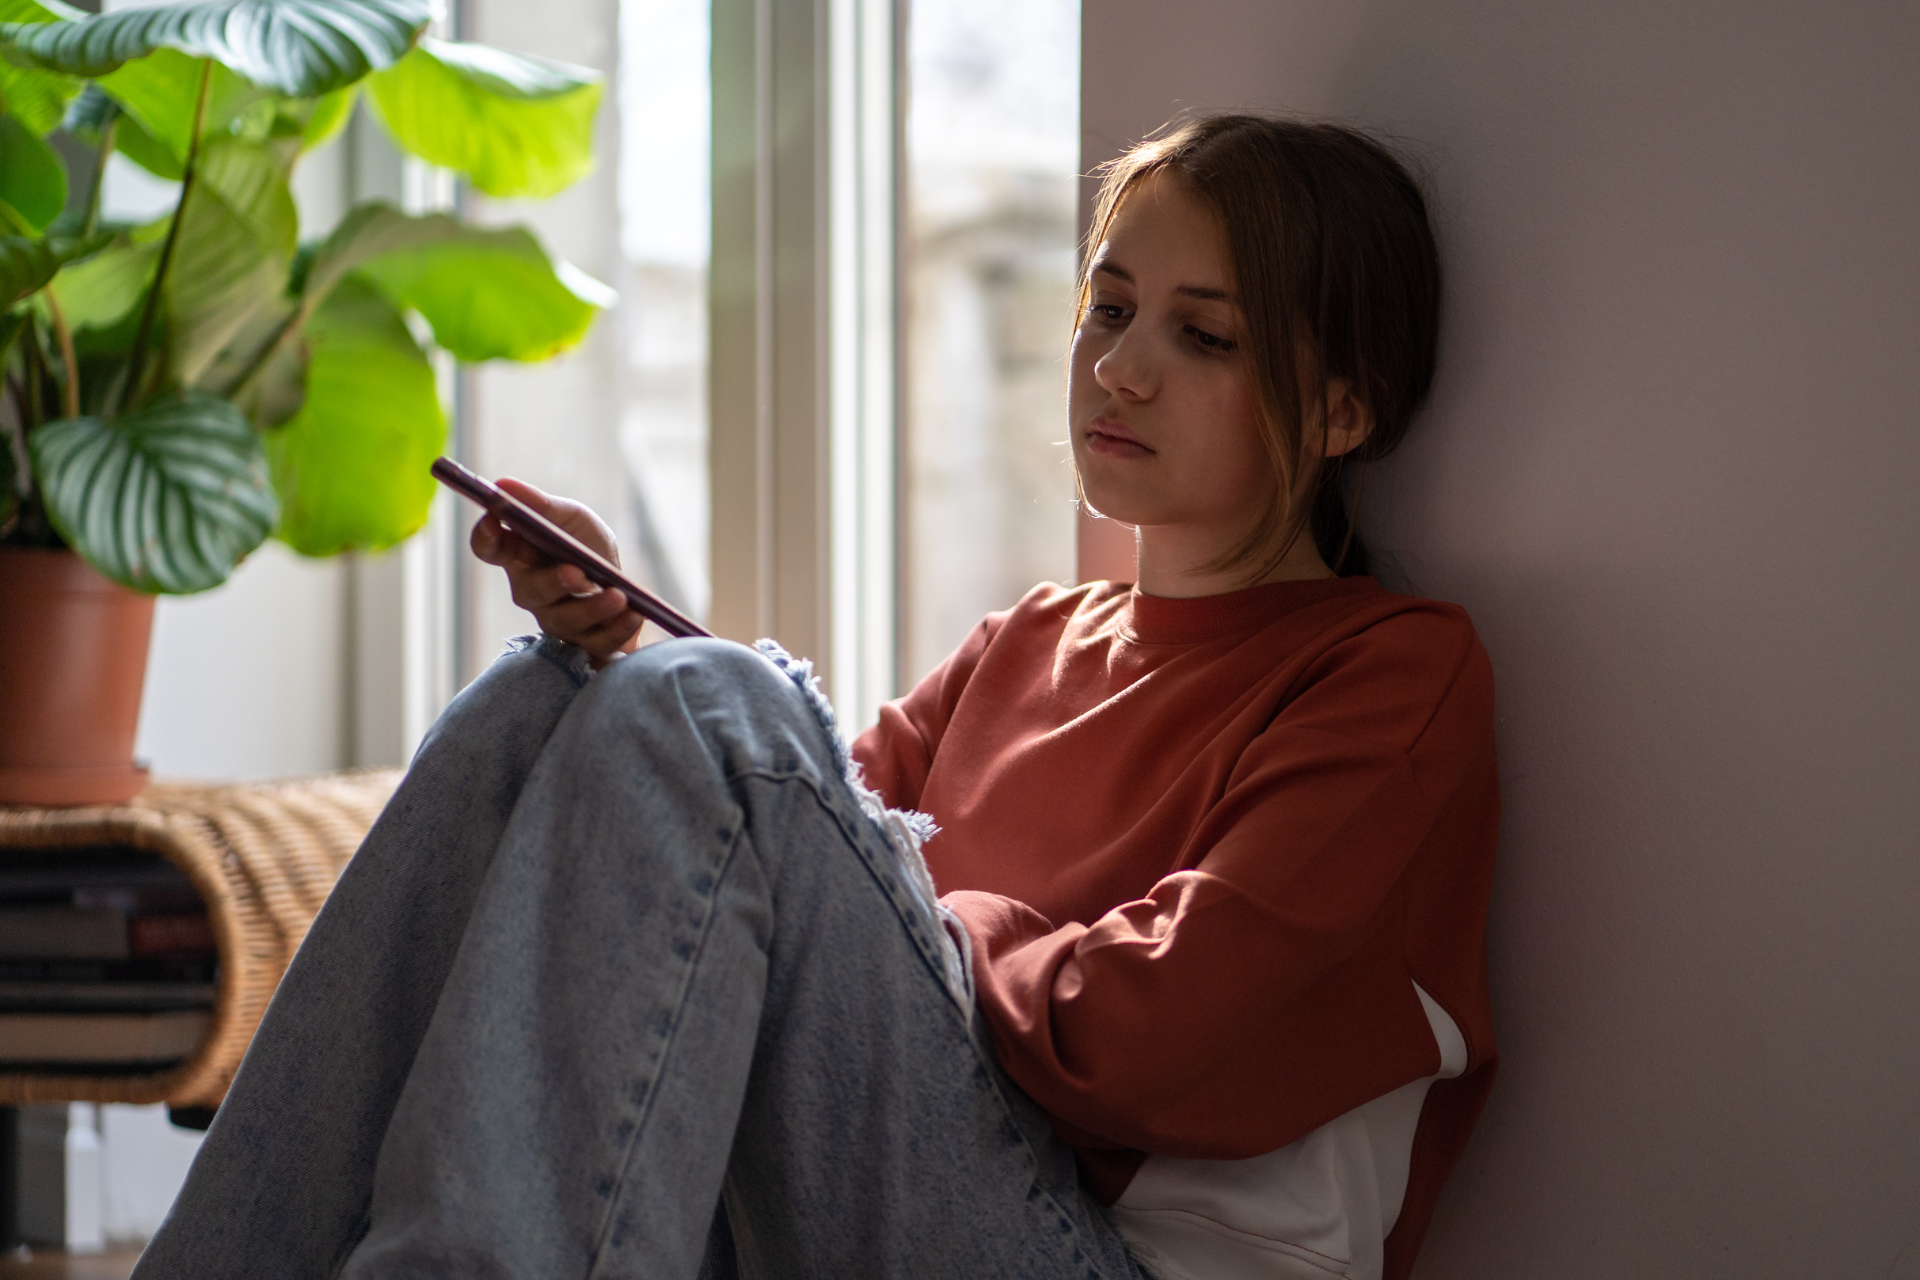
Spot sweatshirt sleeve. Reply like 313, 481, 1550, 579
850, 613, 997, 811
943, 607, 1498, 1161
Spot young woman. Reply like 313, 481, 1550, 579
136, 115, 1497, 1280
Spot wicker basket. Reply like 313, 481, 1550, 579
0, 770, 402, 1107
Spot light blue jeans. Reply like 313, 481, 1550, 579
132, 637, 1145, 1280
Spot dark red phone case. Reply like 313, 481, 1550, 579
431, 456, 711, 640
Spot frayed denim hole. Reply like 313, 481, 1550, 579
753, 639, 969, 1013
752, 639, 851, 775
506, 633, 596, 687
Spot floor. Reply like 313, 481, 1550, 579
0, 1249, 141, 1279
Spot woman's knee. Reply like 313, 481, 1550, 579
579, 639, 836, 775
597, 637, 786, 713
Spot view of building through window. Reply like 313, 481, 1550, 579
617, 0, 713, 622
453, 0, 708, 689
900, 0, 1083, 683
457, 0, 1078, 686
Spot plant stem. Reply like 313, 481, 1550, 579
44, 294, 79, 420
119, 59, 213, 416
24, 329, 44, 430
82, 116, 119, 239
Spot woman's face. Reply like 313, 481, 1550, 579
1068, 172, 1274, 550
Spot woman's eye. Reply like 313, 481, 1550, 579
1086, 303, 1130, 325
1184, 325, 1238, 353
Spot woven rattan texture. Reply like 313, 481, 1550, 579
0, 769, 402, 1106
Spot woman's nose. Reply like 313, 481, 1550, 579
1094, 327, 1156, 400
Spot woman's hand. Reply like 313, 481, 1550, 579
469, 478, 645, 666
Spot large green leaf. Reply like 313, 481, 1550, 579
0, 0, 82, 134
215, 295, 303, 426
299, 84, 354, 150
0, 0, 85, 28
166, 136, 296, 385
47, 234, 157, 331
110, 105, 186, 181
265, 274, 441, 555
2, 218, 115, 309
296, 199, 442, 305
62, 82, 186, 182
0, 0, 431, 98
0, 62, 77, 134
213, 198, 431, 412
0, 112, 66, 231
0, 304, 23, 364
0, 233, 57, 307
95, 47, 260, 175
29, 390, 276, 593
366, 38, 602, 199
293, 203, 609, 362
77, 50, 356, 184
353, 214, 610, 362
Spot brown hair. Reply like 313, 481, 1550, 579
1079, 114, 1442, 577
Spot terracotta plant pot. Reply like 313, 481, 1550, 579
0, 547, 157, 806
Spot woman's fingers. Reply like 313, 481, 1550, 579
471, 515, 514, 567
495, 477, 623, 567
470, 514, 546, 570
528, 585, 627, 633
539, 592, 646, 662
464, 478, 646, 661
573, 608, 648, 658
505, 561, 596, 613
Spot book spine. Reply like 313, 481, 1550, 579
128, 912, 216, 957
0, 957, 219, 984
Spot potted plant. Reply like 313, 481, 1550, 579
0, 0, 612, 804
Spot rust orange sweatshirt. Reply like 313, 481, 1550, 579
850, 576, 1499, 1276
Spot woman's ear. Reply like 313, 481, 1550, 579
1323, 380, 1375, 458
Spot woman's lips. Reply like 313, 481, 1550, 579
1086, 416, 1154, 459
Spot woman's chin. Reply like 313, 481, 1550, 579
1075, 462, 1154, 524
1075, 478, 1159, 528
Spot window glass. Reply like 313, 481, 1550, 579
617, 0, 713, 623
453, 0, 711, 683
901, 0, 1082, 682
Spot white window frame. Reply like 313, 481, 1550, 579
340, 36, 460, 769
710, 0, 901, 733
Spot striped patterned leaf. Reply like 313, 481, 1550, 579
0, 0, 84, 135
30, 392, 277, 593
0, 0, 431, 98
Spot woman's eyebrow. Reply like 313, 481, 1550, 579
1091, 261, 1232, 303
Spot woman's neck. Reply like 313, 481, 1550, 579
1132, 521, 1334, 599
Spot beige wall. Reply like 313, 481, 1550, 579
1082, 1, 1920, 1274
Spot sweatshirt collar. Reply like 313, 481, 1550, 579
1116, 575, 1381, 646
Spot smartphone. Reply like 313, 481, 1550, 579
431, 456, 711, 640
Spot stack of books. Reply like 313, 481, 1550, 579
0, 849, 217, 1070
